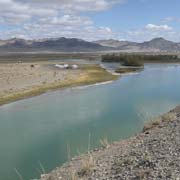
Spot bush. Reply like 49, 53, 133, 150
121, 55, 144, 66
102, 54, 144, 66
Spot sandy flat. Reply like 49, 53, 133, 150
0, 62, 82, 97
0, 61, 117, 105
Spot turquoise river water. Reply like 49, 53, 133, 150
0, 63, 180, 180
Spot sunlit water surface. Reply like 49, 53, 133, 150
0, 63, 180, 180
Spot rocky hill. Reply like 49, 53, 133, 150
0, 37, 110, 52
95, 37, 180, 52
93, 39, 138, 48
140, 37, 180, 51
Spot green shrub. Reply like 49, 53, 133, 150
101, 54, 179, 65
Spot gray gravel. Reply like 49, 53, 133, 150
40, 106, 180, 180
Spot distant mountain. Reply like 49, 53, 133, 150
94, 38, 180, 52
140, 38, 180, 51
93, 39, 138, 48
0, 38, 32, 48
0, 37, 110, 52
0, 37, 180, 53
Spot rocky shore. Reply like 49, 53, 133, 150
40, 105, 180, 180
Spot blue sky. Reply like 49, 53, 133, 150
89, 0, 179, 30
0, 0, 180, 41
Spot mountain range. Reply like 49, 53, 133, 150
94, 38, 180, 52
0, 37, 180, 53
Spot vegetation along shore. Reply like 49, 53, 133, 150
101, 54, 180, 63
101, 53, 180, 74
102, 54, 145, 74
40, 105, 180, 180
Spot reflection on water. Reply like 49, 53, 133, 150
0, 63, 180, 180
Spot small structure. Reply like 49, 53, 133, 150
54, 64, 79, 69
64, 64, 69, 69
55, 64, 65, 69
72, 64, 78, 69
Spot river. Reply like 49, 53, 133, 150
0, 63, 180, 180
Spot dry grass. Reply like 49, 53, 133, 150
143, 117, 162, 132
78, 155, 95, 177
161, 112, 176, 122
67, 152, 95, 179
100, 137, 110, 148
67, 132, 95, 180
68, 168, 78, 180
143, 112, 177, 132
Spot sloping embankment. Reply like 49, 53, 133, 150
40, 106, 180, 180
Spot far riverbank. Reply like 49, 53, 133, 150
0, 62, 118, 106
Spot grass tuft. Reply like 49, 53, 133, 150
143, 112, 177, 132
100, 137, 110, 148
78, 155, 95, 177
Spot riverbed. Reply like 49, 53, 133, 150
0, 63, 180, 180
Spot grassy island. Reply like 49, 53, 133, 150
102, 54, 144, 66
102, 54, 180, 64
102, 54, 145, 74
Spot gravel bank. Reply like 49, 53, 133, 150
40, 106, 180, 180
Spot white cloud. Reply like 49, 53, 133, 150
38, 15, 93, 27
16, 0, 123, 13
123, 23, 180, 42
162, 17, 175, 23
162, 17, 180, 23
1, 0, 179, 42
0, 12, 115, 41
0, 24, 115, 41
0, 0, 57, 24
0, 0, 123, 24
0, 0, 124, 40
145, 24, 173, 31
0, 0, 29, 23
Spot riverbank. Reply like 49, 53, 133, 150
40, 105, 180, 180
0, 63, 118, 106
